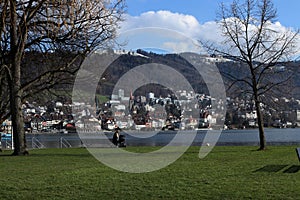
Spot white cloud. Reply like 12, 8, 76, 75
162, 41, 196, 53
119, 11, 221, 53
120, 10, 221, 41
118, 10, 300, 57
120, 11, 201, 37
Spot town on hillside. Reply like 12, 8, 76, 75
1, 88, 300, 136
1, 51, 300, 135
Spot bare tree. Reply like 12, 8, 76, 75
203, 0, 299, 150
0, 0, 125, 155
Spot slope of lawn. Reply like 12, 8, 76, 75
0, 146, 299, 199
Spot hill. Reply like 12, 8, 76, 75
96, 49, 300, 100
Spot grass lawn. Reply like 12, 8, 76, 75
0, 146, 300, 199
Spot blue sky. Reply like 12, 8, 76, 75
118, 0, 300, 55
126, 0, 300, 29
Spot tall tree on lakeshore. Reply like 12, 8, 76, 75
202, 0, 299, 150
0, 0, 125, 155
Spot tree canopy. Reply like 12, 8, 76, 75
0, 0, 125, 155
202, 0, 299, 150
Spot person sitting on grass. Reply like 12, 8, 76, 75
0, 133, 2, 152
112, 125, 121, 146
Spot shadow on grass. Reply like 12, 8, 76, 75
0, 154, 13, 157
254, 165, 300, 173
283, 165, 300, 173
0, 153, 89, 157
0, 148, 92, 158
254, 165, 289, 173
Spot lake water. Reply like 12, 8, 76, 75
17, 128, 300, 149
124, 128, 300, 146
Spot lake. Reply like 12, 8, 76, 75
13, 128, 300, 149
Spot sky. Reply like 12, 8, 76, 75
117, 0, 300, 56
125, 0, 300, 29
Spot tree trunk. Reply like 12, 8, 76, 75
9, 48, 28, 155
252, 64, 266, 151
255, 98, 266, 150
9, 0, 28, 155
10, 83, 28, 155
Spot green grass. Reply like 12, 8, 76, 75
0, 146, 300, 199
